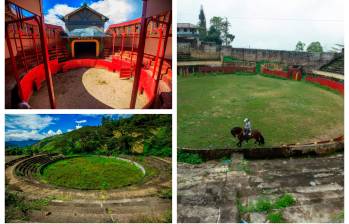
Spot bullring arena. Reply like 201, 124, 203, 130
177, 48, 344, 222
5, 0, 172, 109
6, 154, 172, 222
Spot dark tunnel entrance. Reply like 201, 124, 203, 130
74, 41, 98, 58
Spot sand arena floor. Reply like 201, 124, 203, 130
29, 68, 148, 109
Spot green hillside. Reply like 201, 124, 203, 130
8, 115, 172, 157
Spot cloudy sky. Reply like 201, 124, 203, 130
43, 0, 142, 30
5, 114, 131, 141
178, 0, 344, 51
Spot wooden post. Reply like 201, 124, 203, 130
152, 27, 163, 78
129, 0, 148, 109
153, 11, 172, 104
35, 16, 56, 109
112, 31, 116, 55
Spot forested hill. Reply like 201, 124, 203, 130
6, 115, 172, 157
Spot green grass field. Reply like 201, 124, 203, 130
178, 73, 344, 148
41, 156, 144, 190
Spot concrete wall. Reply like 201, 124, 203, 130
189, 49, 220, 60
179, 46, 336, 70
224, 47, 336, 70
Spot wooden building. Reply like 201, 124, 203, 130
62, 3, 109, 32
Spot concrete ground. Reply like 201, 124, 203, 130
177, 153, 344, 223
29, 68, 147, 109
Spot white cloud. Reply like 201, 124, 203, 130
46, 129, 63, 137
44, 0, 135, 30
74, 119, 88, 129
6, 129, 62, 141
178, 0, 344, 51
5, 115, 56, 130
5, 115, 62, 141
67, 129, 73, 132
6, 130, 44, 141
90, 0, 134, 27
75, 120, 87, 124
44, 4, 76, 29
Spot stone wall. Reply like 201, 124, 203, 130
189, 49, 220, 60
179, 46, 336, 70
224, 47, 336, 70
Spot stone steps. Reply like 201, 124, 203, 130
177, 153, 344, 223
29, 197, 170, 223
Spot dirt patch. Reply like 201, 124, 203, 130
29, 68, 147, 109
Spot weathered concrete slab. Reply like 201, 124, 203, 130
178, 153, 344, 223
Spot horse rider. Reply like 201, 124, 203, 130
243, 118, 252, 137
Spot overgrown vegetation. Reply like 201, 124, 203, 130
238, 193, 296, 223
5, 188, 52, 222
158, 188, 172, 199
238, 194, 295, 213
41, 156, 144, 190
267, 211, 285, 223
177, 151, 203, 164
332, 210, 344, 222
6, 115, 172, 157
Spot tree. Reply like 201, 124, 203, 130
198, 5, 207, 41
295, 41, 305, 52
221, 18, 235, 46
306, 41, 323, 53
206, 16, 234, 46
210, 16, 224, 31
205, 26, 222, 45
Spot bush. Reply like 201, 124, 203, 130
178, 152, 203, 164
143, 141, 172, 157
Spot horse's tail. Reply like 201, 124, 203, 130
259, 134, 265, 145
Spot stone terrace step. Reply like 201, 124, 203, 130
29, 197, 171, 223
177, 153, 344, 223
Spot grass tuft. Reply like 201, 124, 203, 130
267, 211, 285, 223
178, 152, 203, 164
274, 194, 296, 209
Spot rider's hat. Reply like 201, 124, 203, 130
244, 118, 249, 122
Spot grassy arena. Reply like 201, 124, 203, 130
41, 156, 144, 190
178, 73, 344, 148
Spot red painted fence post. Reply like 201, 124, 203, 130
35, 15, 56, 109
130, 0, 148, 109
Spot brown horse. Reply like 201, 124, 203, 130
230, 127, 265, 147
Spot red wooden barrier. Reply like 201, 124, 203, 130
19, 57, 164, 104
306, 75, 344, 94
262, 68, 290, 79
138, 70, 156, 101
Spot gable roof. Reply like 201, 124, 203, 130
63, 3, 109, 22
